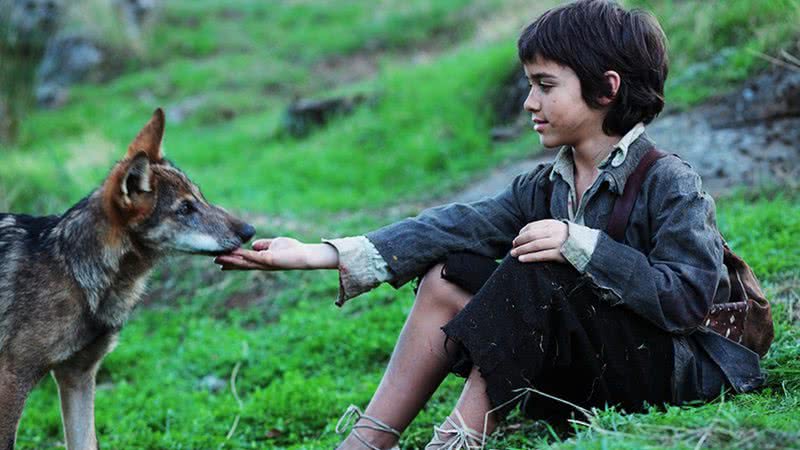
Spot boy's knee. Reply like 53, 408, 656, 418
416, 263, 471, 313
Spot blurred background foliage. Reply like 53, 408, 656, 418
1, 0, 798, 448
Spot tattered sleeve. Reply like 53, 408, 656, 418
364, 167, 544, 290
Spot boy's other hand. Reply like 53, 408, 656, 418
214, 237, 339, 271
510, 219, 568, 264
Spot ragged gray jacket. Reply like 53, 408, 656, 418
364, 132, 765, 403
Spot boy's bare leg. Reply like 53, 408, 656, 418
338, 264, 472, 450
426, 366, 497, 449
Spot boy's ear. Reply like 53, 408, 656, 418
126, 107, 165, 162
598, 70, 621, 106
103, 152, 156, 226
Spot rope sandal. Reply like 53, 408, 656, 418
335, 405, 401, 450
424, 409, 485, 450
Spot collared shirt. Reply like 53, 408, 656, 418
325, 130, 765, 404
550, 122, 645, 222
553, 123, 645, 272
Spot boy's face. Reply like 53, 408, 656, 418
522, 57, 607, 150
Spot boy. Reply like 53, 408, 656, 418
217, 1, 764, 448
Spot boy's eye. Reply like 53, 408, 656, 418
528, 81, 552, 93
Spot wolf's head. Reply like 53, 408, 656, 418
101, 108, 255, 256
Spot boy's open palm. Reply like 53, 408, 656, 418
510, 219, 568, 264
215, 237, 309, 271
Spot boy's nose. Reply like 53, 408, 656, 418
237, 223, 256, 243
523, 90, 540, 113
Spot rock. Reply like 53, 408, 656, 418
35, 34, 104, 108
31, 0, 163, 109
632, 75, 800, 195
114, 0, 157, 30
0, 0, 63, 142
0, 0, 63, 50
710, 68, 800, 128
488, 66, 537, 142
283, 94, 366, 138
113, 0, 158, 44
492, 67, 529, 126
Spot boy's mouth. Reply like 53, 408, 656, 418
533, 118, 548, 132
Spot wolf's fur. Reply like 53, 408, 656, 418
0, 108, 254, 449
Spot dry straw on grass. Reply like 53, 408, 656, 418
751, 38, 800, 72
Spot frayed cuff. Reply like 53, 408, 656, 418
322, 236, 391, 306
559, 221, 600, 273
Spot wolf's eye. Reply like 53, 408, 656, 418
176, 200, 196, 216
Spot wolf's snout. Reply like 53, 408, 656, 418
237, 223, 256, 243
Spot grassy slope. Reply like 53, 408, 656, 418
629, 0, 800, 107
3, 0, 799, 448
0, 0, 525, 217
15, 194, 800, 450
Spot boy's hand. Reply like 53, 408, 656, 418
510, 219, 568, 264
214, 237, 337, 271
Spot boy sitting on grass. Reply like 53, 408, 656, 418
217, 1, 764, 448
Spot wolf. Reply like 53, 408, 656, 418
0, 108, 255, 449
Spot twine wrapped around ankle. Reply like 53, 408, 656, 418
425, 409, 484, 450
335, 404, 401, 450
426, 386, 595, 449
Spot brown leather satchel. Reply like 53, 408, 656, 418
702, 243, 774, 357
606, 148, 774, 357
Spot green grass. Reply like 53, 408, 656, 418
0, 5, 529, 216
14, 190, 800, 450
4, 1, 797, 214
3, 0, 800, 448
628, 0, 800, 107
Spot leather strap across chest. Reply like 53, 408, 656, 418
606, 148, 668, 242
542, 147, 668, 242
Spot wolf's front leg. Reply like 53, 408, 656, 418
0, 364, 38, 450
52, 333, 117, 450
52, 365, 99, 450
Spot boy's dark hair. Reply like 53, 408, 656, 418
518, 0, 668, 136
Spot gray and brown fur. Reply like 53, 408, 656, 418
0, 108, 255, 450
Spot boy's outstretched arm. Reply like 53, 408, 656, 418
214, 237, 339, 271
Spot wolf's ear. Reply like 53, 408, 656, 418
127, 108, 165, 162
104, 152, 156, 226
121, 152, 153, 199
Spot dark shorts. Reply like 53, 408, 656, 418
439, 252, 674, 422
